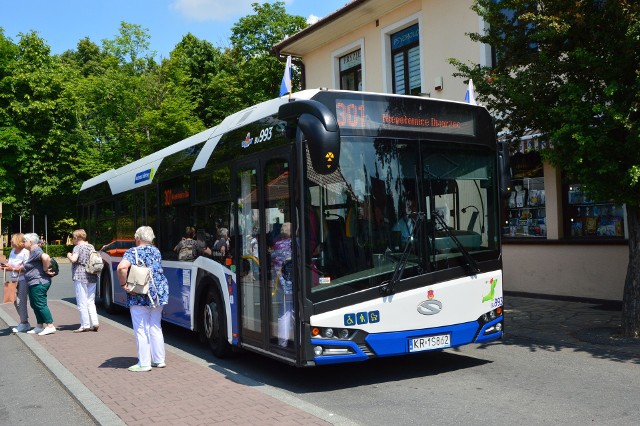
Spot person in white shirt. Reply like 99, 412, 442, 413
2, 233, 31, 332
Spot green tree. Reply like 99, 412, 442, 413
102, 21, 156, 75
60, 37, 107, 77
230, 1, 307, 100
169, 33, 243, 126
0, 31, 92, 227
451, 0, 640, 338
71, 23, 203, 166
0, 29, 21, 209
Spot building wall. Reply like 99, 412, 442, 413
503, 244, 627, 301
303, 0, 483, 103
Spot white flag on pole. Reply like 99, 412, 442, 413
279, 55, 292, 97
465, 79, 477, 105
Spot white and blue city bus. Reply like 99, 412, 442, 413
77, 89, 505, 367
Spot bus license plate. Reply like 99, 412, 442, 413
409, 334, 451, 352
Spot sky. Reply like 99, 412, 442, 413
0, 0, 351, 59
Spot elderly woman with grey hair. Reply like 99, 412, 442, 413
116, 226, 169, 372
21, 233, 57, 335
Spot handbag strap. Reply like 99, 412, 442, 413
148, 273, 160, 307
134, 247, 146, 267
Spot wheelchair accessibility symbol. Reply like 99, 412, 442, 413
344, 311, 380, 326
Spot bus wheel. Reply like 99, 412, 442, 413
200, 287, 231, 358
101, 271, 119, 314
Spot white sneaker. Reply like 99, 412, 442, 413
38, 327, 56, 336
151, 362, 166, 368
27, 327, 45, 334
12, 323, 30, 333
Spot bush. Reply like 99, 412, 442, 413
2, 244, 73, 258
43, 245, 74, 257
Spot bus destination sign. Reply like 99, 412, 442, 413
335, 98, 476, 136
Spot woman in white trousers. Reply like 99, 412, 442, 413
116, 226, 170, 372
67, 229, 99, 332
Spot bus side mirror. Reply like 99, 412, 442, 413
278, 100, 340, 175
498, 140, 512, 198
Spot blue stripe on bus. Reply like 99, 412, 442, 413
312, 317, 503, 365
365, 321, 479, 357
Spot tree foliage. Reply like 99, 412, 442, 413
0, 3, 306, 241
451, 0, 640, 337
230, 1, 307, 100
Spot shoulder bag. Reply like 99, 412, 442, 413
126, 248, 151, 295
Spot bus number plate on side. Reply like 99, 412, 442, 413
409, 334, 451, 352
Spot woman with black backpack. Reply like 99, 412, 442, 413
22, 233, 57, 336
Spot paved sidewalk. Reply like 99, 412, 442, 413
504, 295, 640, 360
0, 300, 336, 426
1, 295, 638, 425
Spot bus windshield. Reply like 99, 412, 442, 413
304, 136, 500, 301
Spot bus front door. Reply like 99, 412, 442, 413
235, 150, 296, 357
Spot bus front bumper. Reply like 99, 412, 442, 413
310, 315, 503, 365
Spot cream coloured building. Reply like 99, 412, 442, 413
274, 0, 628, 302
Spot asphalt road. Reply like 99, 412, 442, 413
0, 315, 97, 426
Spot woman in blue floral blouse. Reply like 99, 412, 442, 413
116, 226, 169, 372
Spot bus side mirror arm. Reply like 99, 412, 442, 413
278, 99, 339, 133
278, 99, 340, 175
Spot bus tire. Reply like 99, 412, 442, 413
101, 271, 119, 314
199, 286, 231, 358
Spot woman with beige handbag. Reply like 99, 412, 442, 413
116, 226, 169, 372
2, 233, 31, 332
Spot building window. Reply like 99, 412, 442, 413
390, 24, 421, 95
339, 49, 362, 91
503, 150, 546, 238
566, 184, 626, 239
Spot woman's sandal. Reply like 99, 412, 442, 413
73, 328, 89, 333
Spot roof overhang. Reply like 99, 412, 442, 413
273, 0, 413, 57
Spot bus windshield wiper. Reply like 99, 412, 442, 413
380, 212, 424, 296
432, 211, 480, 276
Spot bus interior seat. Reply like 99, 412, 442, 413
324, 215, 356, 276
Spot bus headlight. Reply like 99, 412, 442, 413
323, 328, 334, 338
338, 329, 350, 339
478, 307, 503, 326
314, 346, 323, 356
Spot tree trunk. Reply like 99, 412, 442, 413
622, 204, 640, 338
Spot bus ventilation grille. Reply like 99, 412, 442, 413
358, 343, 375, 357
